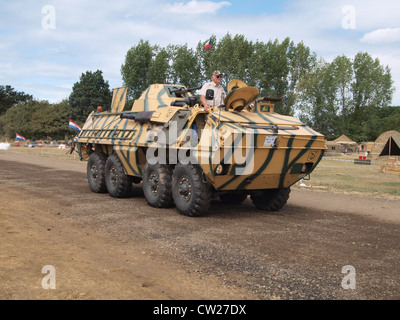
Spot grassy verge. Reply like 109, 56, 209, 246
299, 156, 400, 200
6, 145, 80, 161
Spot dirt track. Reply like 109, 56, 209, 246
0, 150, 399, 300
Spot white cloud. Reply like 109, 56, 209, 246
361, 27, 400, 43
165, 0, 231, 15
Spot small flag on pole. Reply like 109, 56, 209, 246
16, 134, 26, 141
69, 120, 82, 131
204, 39, 212, 50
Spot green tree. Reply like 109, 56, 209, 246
298, 52, 394, 141
196, 35, 218, 82
287, 41, 316, 115
250, 38, 291, 114
0, 85, 33, 116
352, 53, 394, 116
379, 106, 400, 134
349, 52, 394, 141
119, 36, 395, 142
0, 99, 83, 141
122, 35, 314, 117
298, 59, 340, 137
30, 100, 71, 140
331, 55, 353, 134
170, 44, 202, 88
0, 100, 45, 140
148, 46, 171, 84
212, 33, 254, 87
121, 40, 155, 100
68, 70, 112, 123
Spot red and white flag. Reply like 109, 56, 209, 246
204, 39, 212, 50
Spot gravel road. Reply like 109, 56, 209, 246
0, 150, 399, 300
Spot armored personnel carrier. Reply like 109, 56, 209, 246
76, 80, 326, 217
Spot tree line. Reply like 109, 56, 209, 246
0, 33, 399, 142
0, 70, 112, 141
120, 34, 398, 142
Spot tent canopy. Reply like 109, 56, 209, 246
379, 136, 400, 156
333, 134, 357, 145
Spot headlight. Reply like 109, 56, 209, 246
215, 164, 224, 175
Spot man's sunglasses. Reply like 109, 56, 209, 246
215, 75, 222, 79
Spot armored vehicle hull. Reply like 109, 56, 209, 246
77, 82, 326, 217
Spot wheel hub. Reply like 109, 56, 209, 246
110, 167, 118, 186
148, 172, 159, 195
178, 176, 192, 202
90, 165, 98, 180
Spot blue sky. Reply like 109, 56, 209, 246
223, 0, 290, 14
1, 0, 400, 105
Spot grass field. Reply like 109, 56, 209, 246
303, 156, 399, 200
3, 146, 400, 200
7, 145, 80, 161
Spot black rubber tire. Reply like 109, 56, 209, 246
87, 152, 107, 193
219, 192, 248, 204
105, 153, 132, 198
172, 164, 211, 217
142, 163, 174, 208
251, 188, 291, 211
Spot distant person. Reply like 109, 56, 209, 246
200, 70, 226, 112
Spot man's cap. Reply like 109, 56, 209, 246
212, 70, 222, 76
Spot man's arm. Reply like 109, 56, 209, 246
200, 94, 210, 112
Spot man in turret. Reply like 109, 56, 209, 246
200, 70, 226, 112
